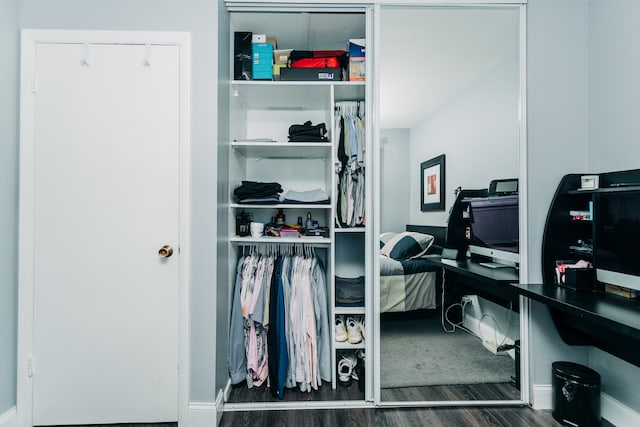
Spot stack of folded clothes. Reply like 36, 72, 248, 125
282, 188, 330, 204
288, 121, 328, 142
234, 181, 283, 204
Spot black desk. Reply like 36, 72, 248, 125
423, 255, 520, 310
514, 283, 640, 368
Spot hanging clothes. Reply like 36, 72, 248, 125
335, 100, 366, 228
228, 246, 330, 398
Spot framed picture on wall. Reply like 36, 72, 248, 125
421, 154, 445, 212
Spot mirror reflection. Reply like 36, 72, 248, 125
377, 5, 521, 402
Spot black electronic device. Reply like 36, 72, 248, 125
489, 178, 518, 196
594, 188, 640, 292
468, 195, 519, 266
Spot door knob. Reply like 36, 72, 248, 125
158, 245, 174, 258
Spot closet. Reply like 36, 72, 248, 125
224, 5, 372, 408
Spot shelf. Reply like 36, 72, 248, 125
335, 341, 366, 350
230, 203, 332, 210
335, 227, 365, 233
231, 141, 331, 159
231, 236, 331, 245
335, 306, 365, 315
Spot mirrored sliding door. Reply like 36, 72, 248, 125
374, 4, 523, 404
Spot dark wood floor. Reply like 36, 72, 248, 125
219, 405, 562, 427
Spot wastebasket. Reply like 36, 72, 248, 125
552, 361, 601, 427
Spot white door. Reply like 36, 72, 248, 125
28, 40, 182, 425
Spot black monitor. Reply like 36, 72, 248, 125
468, 195, 519, 266
594, 189, 640, 291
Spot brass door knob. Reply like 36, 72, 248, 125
159, 245, 174, 258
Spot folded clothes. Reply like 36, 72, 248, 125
234, 181, 283, 201
288, 121, 328, 142
282, 188, 330, 204
336, 275, 365, 304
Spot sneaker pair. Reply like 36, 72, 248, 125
335, 315, 366, 344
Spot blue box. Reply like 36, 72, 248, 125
252, 43, 273, 80
348, 38, 365, 81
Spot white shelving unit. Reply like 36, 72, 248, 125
227, 7, 369, 405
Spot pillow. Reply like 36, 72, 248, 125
380, 231, 435, 260
379, 232, 399, 249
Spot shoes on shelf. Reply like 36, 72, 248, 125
355, 316, 366, 339
341, 352, 359, 381
338, 357, 353, 387
346, 316, 363, 344
335, 315, 348, 342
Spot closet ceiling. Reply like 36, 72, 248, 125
379, 7, 519, 129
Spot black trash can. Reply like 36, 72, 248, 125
552, 361, 601, 427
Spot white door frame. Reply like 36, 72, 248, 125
17, 29, 191, 427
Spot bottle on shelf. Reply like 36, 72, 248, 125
305, 211, 314, 229
276, 208, 286, 226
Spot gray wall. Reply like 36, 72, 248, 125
528, 0, 640, 412
526, 0, 591, 389
380, 129, 411, 233
0, 0, 19, 415
19, 0, 220, 403
586, 0, 640, 411
409, 53, 519, 226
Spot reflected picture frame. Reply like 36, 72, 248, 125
420, 154, 446, 212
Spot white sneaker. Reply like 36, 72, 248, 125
338, 358, 353, 386
335, 315, 347, 342
346, 316, 362, 344
342, 353, 359, 381
356, 316, 366, 340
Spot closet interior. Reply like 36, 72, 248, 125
225, 8, 371, 407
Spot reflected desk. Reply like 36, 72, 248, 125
422, 255, 520, 310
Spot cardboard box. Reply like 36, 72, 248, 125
234, 31, 252, 80
605, 284, 640, 299
348, 38, 366, 81
273, 49, 293, 65
280, 67, 342, 81
252, 43, 273, 80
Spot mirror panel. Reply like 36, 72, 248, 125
377, 5, 521, 403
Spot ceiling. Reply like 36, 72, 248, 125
378, 7, 519, 129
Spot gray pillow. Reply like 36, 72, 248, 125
380, 232, 435, 260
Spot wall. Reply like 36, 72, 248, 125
525, 0, 592, 401
408, 53, 519, 226
19, 0, 220, 403
379, 129, 410, 233
0, 0, 19, 416
586, 0, 640, 412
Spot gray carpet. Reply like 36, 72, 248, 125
380, 317, 514, 388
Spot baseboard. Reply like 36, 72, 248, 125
531, 384, 552, 410
531, 385, 640, 425
602, 392, 640, 427
0, 407, 17, 427
186, 402, 217, 427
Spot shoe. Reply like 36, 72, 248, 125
335, 315, 347, 342
355, 316, 366, 340
346, 316, 362, 344
338, 358, 353, 386
341, 353, 359, 381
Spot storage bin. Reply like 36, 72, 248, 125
552, 361, 601, 426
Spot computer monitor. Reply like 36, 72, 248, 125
594, 189, 640, 291
468, 195, 519, 267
